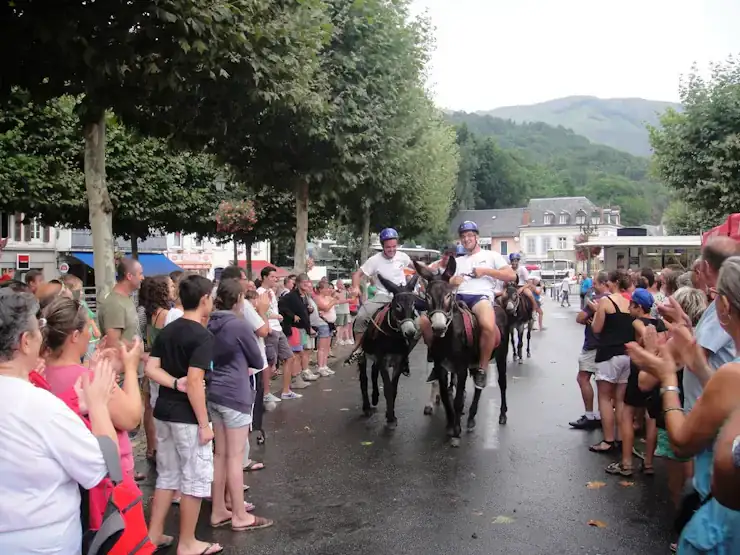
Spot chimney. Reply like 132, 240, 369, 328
521, 209, 530, 226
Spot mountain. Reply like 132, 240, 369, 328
478, 96, 680, 156
445, 111, 671, 225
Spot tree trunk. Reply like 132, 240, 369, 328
131, 234, 139, 260
245, 239, 253, 281
83, 110, 115, 303
360, 203, 371, 264
293, 180, 309, 273
233, 236, 238, 266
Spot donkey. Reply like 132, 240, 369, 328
502, 281, 536, 363
415, 258, 510, 447
359, 274, 420, 429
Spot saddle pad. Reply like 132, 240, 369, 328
460, 308, 476, 347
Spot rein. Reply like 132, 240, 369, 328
369, 292, 418, 341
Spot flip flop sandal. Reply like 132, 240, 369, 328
153, 535, 174, 553
232, 515, 274, 532
199, 543, 223, 555
589, 440, 617, 453
210, 518, 232, 528
640, 462, 655, 476
243, 460, 265, 472
605, 461, 633, 476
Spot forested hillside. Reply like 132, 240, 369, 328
446, 111, 669, 226
480, 96, 679, 156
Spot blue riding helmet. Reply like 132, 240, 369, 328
458, 220, 479, 235
379, 228, 399, 243
455, 244, 467, 256
509, 253, 521, 262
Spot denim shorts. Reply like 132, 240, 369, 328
210, 402, 252, 429
316, 324, 331, 338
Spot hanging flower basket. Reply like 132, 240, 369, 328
215, 200, 257, 235
575, 233, 601, 261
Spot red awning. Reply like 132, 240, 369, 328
702, 214, 740, 245
237, 259, 291, 277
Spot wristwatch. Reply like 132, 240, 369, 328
660, 385, 681, 396
733, 435, 740, 469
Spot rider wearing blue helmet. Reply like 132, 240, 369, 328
507, 252, 541, 325
347, 227, 415, 366
420, 220, 516, 389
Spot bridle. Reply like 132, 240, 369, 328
426, 280, 456, 337
369, 291, 419, 341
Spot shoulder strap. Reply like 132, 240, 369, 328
607, 296, 621, 313
97, 435, 124, 485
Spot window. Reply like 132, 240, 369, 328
542, 236, 552, 253
558, 236, 567, 249
173, 232, 182, 248
614, 214, 620, 226
559, 214, 567, 225
13, 213, 22, 241
31, 220, 42, 240
500, 240, 508, 256
591, 216, 600, 225
527, 237, 536, 255
544, 213, 554, 225
576, 212, 586, 225
194, 237, 203, 248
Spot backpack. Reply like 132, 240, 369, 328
82, 436, 156, 555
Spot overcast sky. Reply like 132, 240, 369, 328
410, 0, 740, 111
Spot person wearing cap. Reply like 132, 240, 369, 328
505, 253, 538, 314
428, 244, 458, 275
420, 220, 515, 389
605, 287, 666, 477
346, 228, 415, 369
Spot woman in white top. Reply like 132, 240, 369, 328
0, 289, 118, 555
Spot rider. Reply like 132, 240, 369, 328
347, 227, 414, 364
428, 244, 457, 275
507, 253, 538, 309
420, 221, 516, 389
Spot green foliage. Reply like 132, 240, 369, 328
661, 199, 717, 236
447, 112, 669, 225
482, 96, 680, 156
650, 57, 740, 226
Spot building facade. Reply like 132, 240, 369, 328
0, 213, 61, 281
450, 208, 525, 255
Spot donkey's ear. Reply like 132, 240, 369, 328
406, 273, 419, 292
414, 260, 434, 282
442, 256, 457, 281
377, 274, 400, 296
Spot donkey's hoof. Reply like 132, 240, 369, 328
518, 358, 523, 365
499, 413, 508, 425
434, 394, 441, 405
423, 405, 433, 416
362, 408, 373, 418
446, 426, 455, 437
527, 352, 532, 358
371, 395, 379, 407
450, 437, 461, 448
385, 420, 397, 430
467, 418, 476, 431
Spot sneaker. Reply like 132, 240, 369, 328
472, 368, 487, 389
301, 369, 319, 381
281, 391, 303, 400
264, 401, 277, 412
569, 415, 601, 430
292, 376, 311, 389
264, 393, 281, 404
318, 367, 333, 377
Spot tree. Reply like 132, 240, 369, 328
650, 57, 740, 226
1, 0, 327, 298
0, 92, 235, 254
662, 199, 718, 235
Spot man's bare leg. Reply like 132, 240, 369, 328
471, 301, 500, 389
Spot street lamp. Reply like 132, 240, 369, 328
579, 216, 599, 275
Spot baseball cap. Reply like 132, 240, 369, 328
631, 288, 654, 312
443, 243, 457, 255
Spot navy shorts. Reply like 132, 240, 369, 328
456, 294, 490, 309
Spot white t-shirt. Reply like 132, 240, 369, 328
516, 265, 530, 285
561, 277, 571, 291
242, 300, 267, 372
257, 287, 283, 332
455, 249, 510, 296
360, 252, 412, 297
164, 307, 184, 326
0, 376, 108, 555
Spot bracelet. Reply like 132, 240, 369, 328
660, 385, 681, 396
198, 423, 210, 429
173, 378, 178, 390
663, 407, 684, 414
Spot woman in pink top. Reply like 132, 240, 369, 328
41, 297, 143, 478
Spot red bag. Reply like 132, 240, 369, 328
82, 437, 156, 555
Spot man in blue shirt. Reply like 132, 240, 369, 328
570, 271, 607, 429
579, 274, 593, 310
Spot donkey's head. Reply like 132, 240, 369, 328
376, 273, 421, 340
414, 257, 456, 337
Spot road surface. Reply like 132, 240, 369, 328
136, 302, 675, 554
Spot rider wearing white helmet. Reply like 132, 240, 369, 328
420, 221, 516, 389
347, 228, 414, 360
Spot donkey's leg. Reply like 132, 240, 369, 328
517, 324, 525, 363
386, 363, 403, 428
436, 365, 455, 437
380, 363, 398, 428
467, 377, 483, 431
450, 368, 466, 447
526, 320, 533, 358
424, 380, 439, 415
510, 327, 517, 361
359, 356, 371, 417
497, 327, 510, 425
371, 360, 380, 407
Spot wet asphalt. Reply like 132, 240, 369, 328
136, 301, 675, 555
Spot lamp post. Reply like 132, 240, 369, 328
579, 218, 599, 275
